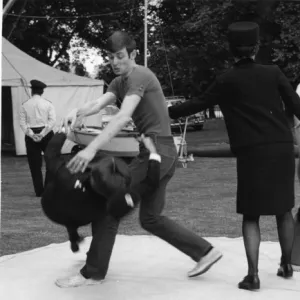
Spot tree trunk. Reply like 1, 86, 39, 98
255, 0, 280, 64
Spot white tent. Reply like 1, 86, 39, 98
1, 37, 104, 155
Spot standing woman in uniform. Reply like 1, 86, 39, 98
291, 84, 300, 270
169, 22, 300, 291
20, 80, 56, 197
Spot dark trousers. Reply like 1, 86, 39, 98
25, 128, 54, 196
81, 136, 211, 279
81, 213, 119, 280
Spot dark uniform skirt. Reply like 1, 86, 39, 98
236, 143, 295, 216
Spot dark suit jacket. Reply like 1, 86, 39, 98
41, 133, 106, 227
169, 58, 300, 155
41, 133, 161, 226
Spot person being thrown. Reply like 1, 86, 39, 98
41, 129, 161, 256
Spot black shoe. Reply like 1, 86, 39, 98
238, 275, 260, 291
71, 242, 80, 252
70, 236, 84, 253
277, 264, 293, 278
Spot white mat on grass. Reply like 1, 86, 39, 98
0, 235, 299, 300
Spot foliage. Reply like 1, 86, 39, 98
148, 0, 234, 97
2, 0, 300, 91
272, 1, 300, 88
147, 0, 300, 97
2, 0, 146, 71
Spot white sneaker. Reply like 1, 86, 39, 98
55, 273, 103, 288
292, 264, 300, 272
188, 248, 223, 277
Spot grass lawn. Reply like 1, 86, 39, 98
1, 129, 299, 256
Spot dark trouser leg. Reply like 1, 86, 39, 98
139, 175, 212, 261
25, 136, 44, 196
66, 225, 82, 253
40, 131, 54, 186
276, 210, 295, 265
133, 142, 212, 262
80, 214, 119, 280
85, 223, 97, 257
242, 215, 261, 275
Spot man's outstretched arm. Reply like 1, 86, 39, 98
67, 94, 141, 174
63, 92, 117, 129
88, 94, 140, 152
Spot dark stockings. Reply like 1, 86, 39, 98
276, 210, 295, 265
242, 215, 260, 275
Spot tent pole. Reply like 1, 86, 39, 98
3, 0, 18, 19
144, 0, 148, 67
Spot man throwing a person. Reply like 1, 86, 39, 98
56, 31, 222, 288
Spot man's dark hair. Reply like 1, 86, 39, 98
230, 44, 259, 59
31, 88, 44, 96
106, 31, 136, 55
91, 156, 131, 197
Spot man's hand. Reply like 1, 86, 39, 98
61, 108, 82, 131
58, 120, 71, 135
30, 132, 42, 142
36, 133, 44, 140
66, 147, 97, 173
32, 134, 41, 142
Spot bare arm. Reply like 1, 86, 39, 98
63, 92, 116, 129
67, 94, 141, 173
87, 94, 141, 152
77, 92, 116, 118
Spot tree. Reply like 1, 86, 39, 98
272, 1, 300, 88
3, 0, 86, 66
3, 0, 300, 90
146, 0, 300, 98
2, 0, 147, 69
72, 61, 88, 77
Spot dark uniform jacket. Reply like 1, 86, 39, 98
41, 133, 161, 226
41, 133, 106, 227
169, 58, 300, 155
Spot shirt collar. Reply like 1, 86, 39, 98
234, 57, 256, 67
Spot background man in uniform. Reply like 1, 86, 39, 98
20, 79, 56, 197
56, 31, 222, 288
